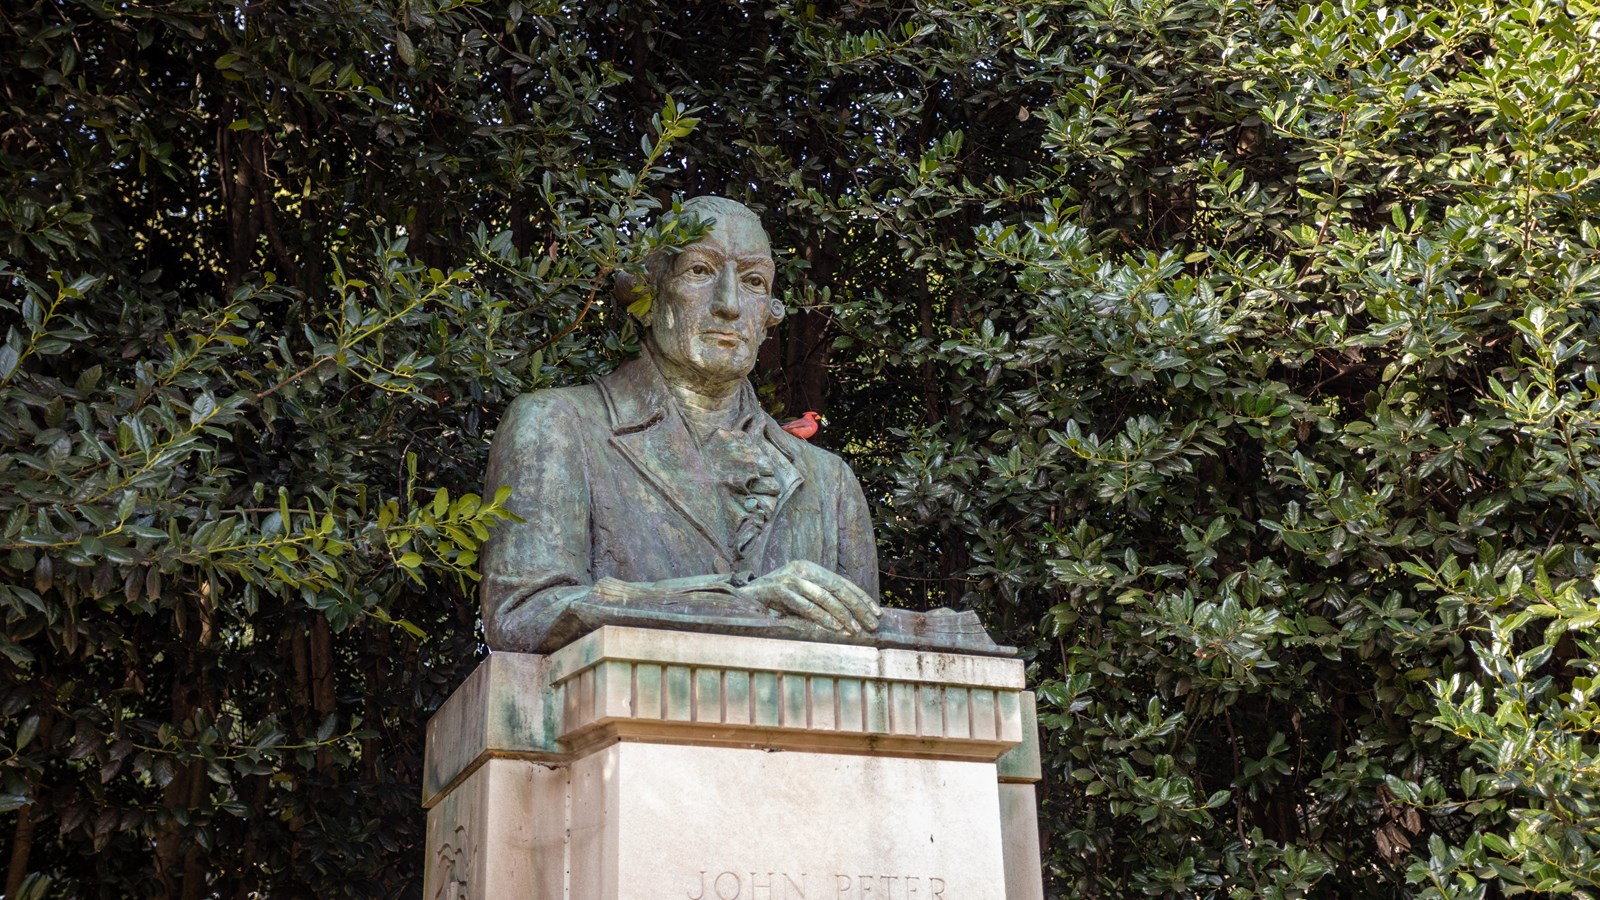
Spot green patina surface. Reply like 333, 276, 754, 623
919, 685, 944, 735
665, 665, 693, 721
839, 679, 864, 731
638, 664, 663, 717
996, 692, 1041, 783
477, 198, 1009, 659
725, 670, 751, 720
426, 639, 1035, 805
781, 673, 809, 726
753, 672, 781, 727
865, 682, 892, 734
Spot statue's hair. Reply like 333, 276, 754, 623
673, 195, 765, 231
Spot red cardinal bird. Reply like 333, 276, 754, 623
781, 411, 825, 440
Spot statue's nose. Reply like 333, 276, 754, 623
711, 263, 741, 320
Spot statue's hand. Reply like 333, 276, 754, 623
739, 560, 881, 635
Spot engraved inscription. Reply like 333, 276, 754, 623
684, 871, 946, 899
687, 870, 809, 899
834, 874, 947, 898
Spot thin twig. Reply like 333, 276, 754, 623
531, 276, 607, 355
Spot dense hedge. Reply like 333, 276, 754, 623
3, 0, 1598, 897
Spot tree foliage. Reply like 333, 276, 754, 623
3, 0, 1599, 897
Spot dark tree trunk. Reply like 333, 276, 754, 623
311, 616, 337, 775
781, 241, 837, 417
4, 801, 34, 898
917, 272, 942, 425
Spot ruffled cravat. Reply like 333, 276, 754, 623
703, 427, 781, 559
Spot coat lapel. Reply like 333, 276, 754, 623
730, 416, 805, 564
600, 355, 729, 558
759, 418, 805, 526
598, 351, 813, 568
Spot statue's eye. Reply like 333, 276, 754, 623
743, 273, 768, 291
685, 261, 713, 277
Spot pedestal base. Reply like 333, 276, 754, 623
423, 627, 1042, 900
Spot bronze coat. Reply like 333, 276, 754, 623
479, 352, 879, 653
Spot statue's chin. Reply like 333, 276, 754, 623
684, 348, 755, 382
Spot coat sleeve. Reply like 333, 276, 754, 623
478, 391, 597, 652
479, 389, 759, 652
833, 456, 881, 602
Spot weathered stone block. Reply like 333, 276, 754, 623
423, 627, 1044, 898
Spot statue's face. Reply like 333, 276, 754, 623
647, 212, 776, 385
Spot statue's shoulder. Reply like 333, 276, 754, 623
494, 383, 607, 443
766, 420, 858, 481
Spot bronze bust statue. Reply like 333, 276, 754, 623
479, 197, 1006, 655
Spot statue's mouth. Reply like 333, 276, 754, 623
702, 330, 745, 345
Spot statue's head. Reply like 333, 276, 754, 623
633, 197, 785, 385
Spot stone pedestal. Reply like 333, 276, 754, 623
423, 626, 1043, 900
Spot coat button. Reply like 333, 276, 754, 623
713, 557, 732, 574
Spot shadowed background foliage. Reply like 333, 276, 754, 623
3, 0, 1599, 897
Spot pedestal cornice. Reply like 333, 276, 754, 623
423, 626, 1038, 807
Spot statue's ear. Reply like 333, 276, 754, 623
615, 270, 653, 324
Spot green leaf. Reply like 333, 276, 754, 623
627, 289, 654, 320
394, 31, 415, 66
191, 391, 216, 425
15, 714, 39, 751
